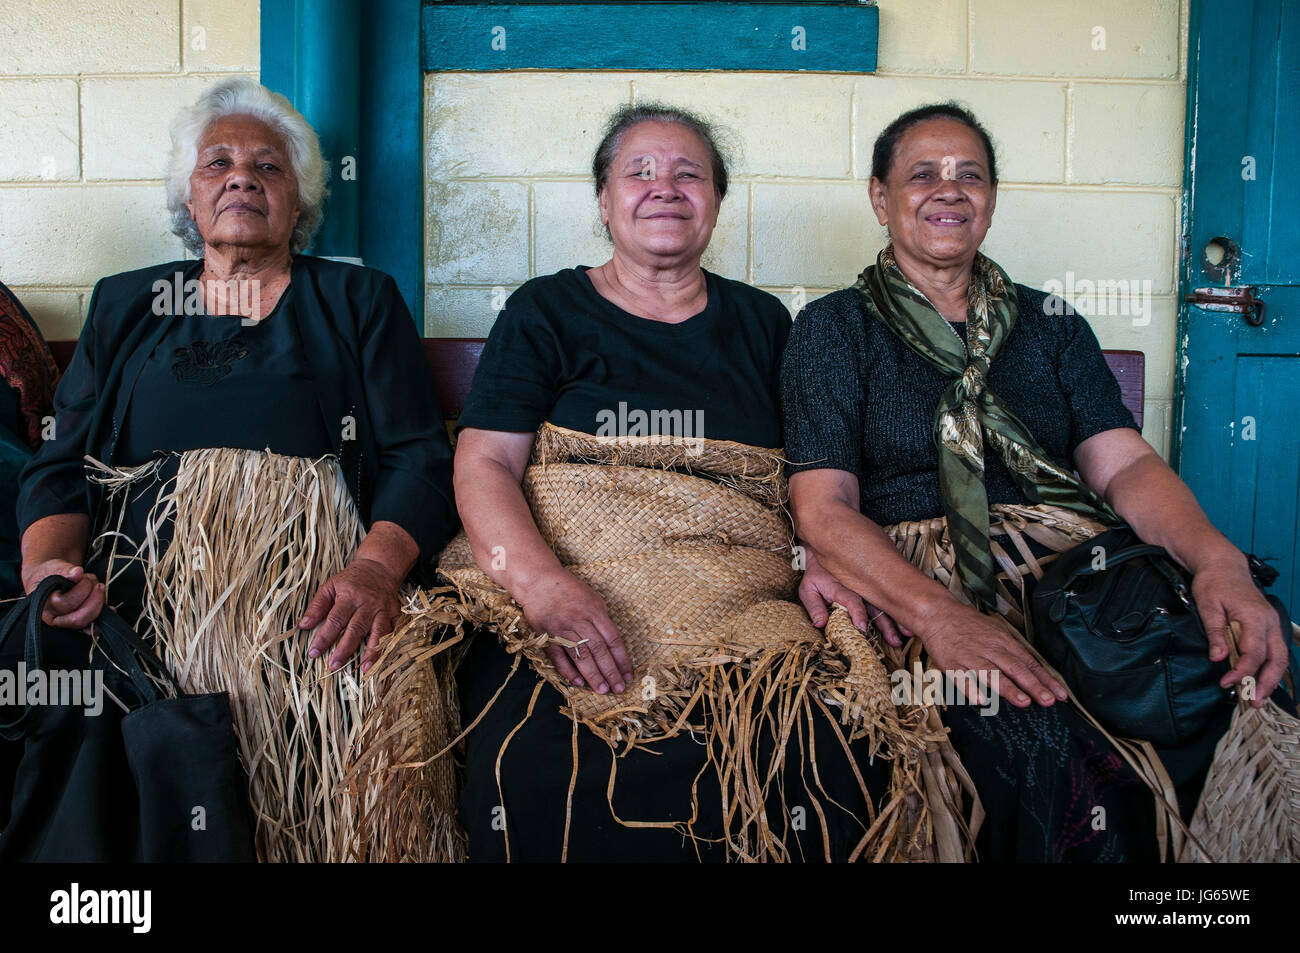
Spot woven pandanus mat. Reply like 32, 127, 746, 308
89, 448, 465, 862
428, 423, 946, 861
438, 467, 808, 732
1179, 623, 1300, 863
439, 425, 841, 735
531, 420, 787, 508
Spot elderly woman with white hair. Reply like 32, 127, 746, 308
14, 78, 458, 860
19, 76, 456, 664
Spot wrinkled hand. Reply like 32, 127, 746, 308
1192, 556, 1289, 706
518, 568, 634, 695
918, 602, 1067, 708
797, 547, 914, 647
22, 560, 105, 629
299, 558, 403, 674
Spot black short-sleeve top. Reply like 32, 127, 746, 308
458, 267, 792, 449
780, 283, 1138, 527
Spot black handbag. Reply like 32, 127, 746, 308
1030, 526, 1246, 748
0, 575, 255, 862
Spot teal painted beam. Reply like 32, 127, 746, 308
423, 2, 879, 72
296, 0, 362, 261
260, 0, 295, 100
259, 0, 362, 259
360, 0, 425, 329
262, 0, 423, 322
1171, 0, 1201, 467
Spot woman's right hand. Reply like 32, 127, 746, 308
916, 600, 1067, 708
21, 560, 105, 629
516, 567, 634, 695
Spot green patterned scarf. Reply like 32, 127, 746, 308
854, 245, 1116, 608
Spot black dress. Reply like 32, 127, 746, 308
780, 284, 1200, 861
455, 266, 892, 862
17, 255, 458, 622
93, 292, 333, 625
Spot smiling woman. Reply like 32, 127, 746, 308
867, 111, 998, 318
782, 101, 1293, 861
441, 102, 919, 862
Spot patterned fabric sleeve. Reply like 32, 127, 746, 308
0, 280, 58, 450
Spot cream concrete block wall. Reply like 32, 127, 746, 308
0, 0, 260, 338
425, 0, 1191, 460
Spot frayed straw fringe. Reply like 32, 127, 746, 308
87, 449, 465, 862
884, 503, 1108, 632
417, 422, 950, 862
1179, 621, 1300, 863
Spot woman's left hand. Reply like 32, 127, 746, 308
1192, 554, 1291, 706
299, 557, 404, 674
797, 544, 913, 647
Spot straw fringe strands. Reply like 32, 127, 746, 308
1180, 622, 1300, 863
427, 422, 946, 862
884, 504, 1108, 631
88, 448, 464, 862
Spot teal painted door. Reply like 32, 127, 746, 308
1178, 0, 1300, 611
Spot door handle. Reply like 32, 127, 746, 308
1185, 285, 1265, 327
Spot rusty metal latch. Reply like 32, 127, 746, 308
1185, 285, 1266, 326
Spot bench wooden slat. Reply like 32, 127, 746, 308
46, 337, 1145, 429
1102, 349, 1145, 428
424, 338, 485, 419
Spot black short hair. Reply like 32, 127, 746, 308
591, 102, 731, 201
870, 102, 999, 184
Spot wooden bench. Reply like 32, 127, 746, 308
47, 338, 1146, 428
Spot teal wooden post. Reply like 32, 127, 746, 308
262, 0, 361, 262
263, 0, 880, 328
263, 0, 422, 323
295, 0, 362, 263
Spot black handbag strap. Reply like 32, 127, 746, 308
0, 575, 76, 739
0, 576, 181, 741
1060, 535, 1196, 605
0, 577, 43, 660
1070, 542, 1169, 577
92, 607, 181, 702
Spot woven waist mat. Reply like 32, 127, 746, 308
435, 424, 920, 746
437, 425, 815, 733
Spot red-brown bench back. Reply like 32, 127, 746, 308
47, 338, 1146, 428
1103, 350, 1145, 429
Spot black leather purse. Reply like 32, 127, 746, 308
0, 575, 256, 862
1030, 526, 1287, 748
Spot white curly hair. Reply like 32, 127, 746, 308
166, 77, 329, 256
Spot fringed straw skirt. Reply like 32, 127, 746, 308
88, 448, 465, 862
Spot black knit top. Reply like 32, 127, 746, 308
779, 284, 1138, 527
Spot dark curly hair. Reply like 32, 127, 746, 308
870, 101, 999, 184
